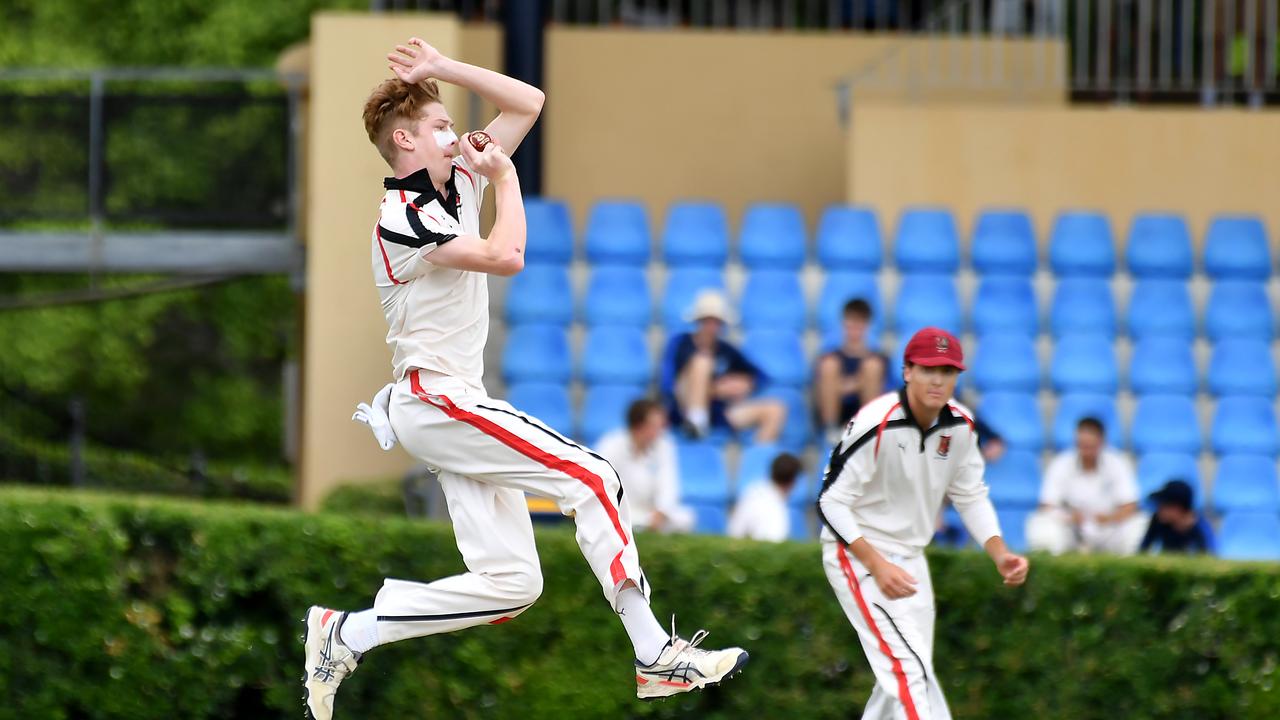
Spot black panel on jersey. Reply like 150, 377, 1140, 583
379, 223, 455, 250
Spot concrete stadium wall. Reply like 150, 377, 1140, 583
847, 104, 1280, 247
543, 28, 1065, 231
301, 13, 499, 509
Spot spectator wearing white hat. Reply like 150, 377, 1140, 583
661, 290, 786, 441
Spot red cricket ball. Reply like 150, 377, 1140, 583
468, 131, 492, 152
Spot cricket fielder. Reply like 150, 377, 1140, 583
817, 327, 1030, 719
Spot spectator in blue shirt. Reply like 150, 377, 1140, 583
1140, 480, 1216, 555
662, 291, 786, 441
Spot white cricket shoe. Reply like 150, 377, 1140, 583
301, 606, 361, 720
635, 618, 749, 700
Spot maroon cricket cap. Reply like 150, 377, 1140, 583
903, 327, 965, 370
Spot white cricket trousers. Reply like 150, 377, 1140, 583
822, 542, 951, 720
372, 370, 648, 645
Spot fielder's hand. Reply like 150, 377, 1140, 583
460, 134, 516, 183
870, 558, 919, 599
996, 552, 1030, 587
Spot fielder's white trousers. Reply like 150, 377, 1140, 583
823, 542, 951, 720
373, 371, 648, 645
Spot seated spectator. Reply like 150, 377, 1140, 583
814, 299, 887, 444
1027, 417, 1148, 555
663, 291, 786, 441
595, 399, 694, 534
1140, 480, 1216, 555
728, 452, 802, 542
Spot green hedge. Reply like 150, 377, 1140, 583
2, 487, 1278, 720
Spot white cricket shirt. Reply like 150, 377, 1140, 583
817, 390, 1002, 557
371, 156, 490, 387
595, 429, 683, 529
1039, 448, 1139, 516
728, 481, 791, 542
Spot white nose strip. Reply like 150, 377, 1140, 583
433, 128, 458, 150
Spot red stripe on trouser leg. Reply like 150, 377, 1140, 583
408, 371, 632, 564
490, 617, 512, 625
837, 545, 920, 720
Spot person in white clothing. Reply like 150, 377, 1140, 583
728, 452, 802, 542
595, 399, 695, 534
300, 37, 747, 720
817, 327, 1029, 720
1026, 416, 1147, 555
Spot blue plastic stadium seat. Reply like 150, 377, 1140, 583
740, 271, 807, 333
740, 203, 807, 270
761, 385, 812, 451
1204, 215, 1271, 281
1206, 281, 1274, 342
583, 266, 651, 328
980, 392, 1045, 451
503, 324, 571, 385
1053, 393, 1122, 450
997, 510, 1031, 552
818, 271, 881, 338
505, 265, 573, 326
585, 200, 650, 266
1129, 337, 1198, 396
971, 335, 1040, 394
1050, 278, 1117, 337
744, 331, 808, 388
894, 274, 962, 337
789, 506, 811, 540
523, 198, 574, 265
1051, 334, 1119, 394
1126, 281, 1196, 341
1049, 211, 1115, 277
662, 202, 729, 268
1218, 512, 1280, 560
1136, 452, 1203, 505
895, 207, 960, 274
506, 382, 573, 437
985, 450, 1042, 509
971, 208, 1037, 276
972, 277, 1038, 337
737, 442, 782, 488
816, 205, 882, 271
1131, 395, 1202, 455
1212, 397, 1280, 456
737, 441, 812, 504
661, 267, 726, 330
677, 441, 730, 503
1209, 339, 1278, 397
1212, 454, 1280, 514
581, 327, 651, 386
1126, 213, 1193, 279
580, 384, 646, 445
690, 501, 729, 535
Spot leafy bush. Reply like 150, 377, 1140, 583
2, 487, 1278, 720
320, 480, 407, 517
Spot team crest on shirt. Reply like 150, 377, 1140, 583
937, 435, 951, 458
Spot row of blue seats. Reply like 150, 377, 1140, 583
982, 393, 1279, 456
526, 199, 1274, 279
507, 267, 1278, 342
985, 450, 1280, 515
939, 507, 1280, 560
503, 323, 1278, 400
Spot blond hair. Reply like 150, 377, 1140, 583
362, 78, 443, 163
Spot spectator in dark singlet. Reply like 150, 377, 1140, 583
814, 298, 887, 444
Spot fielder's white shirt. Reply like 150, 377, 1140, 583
596, 429, 682, 529
1040, 448, 1139, 516
372, 156, 490, 387
728, 481, 790, 542
817, 390, 1002, 557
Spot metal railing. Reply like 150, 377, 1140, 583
0, 68, 304, 273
